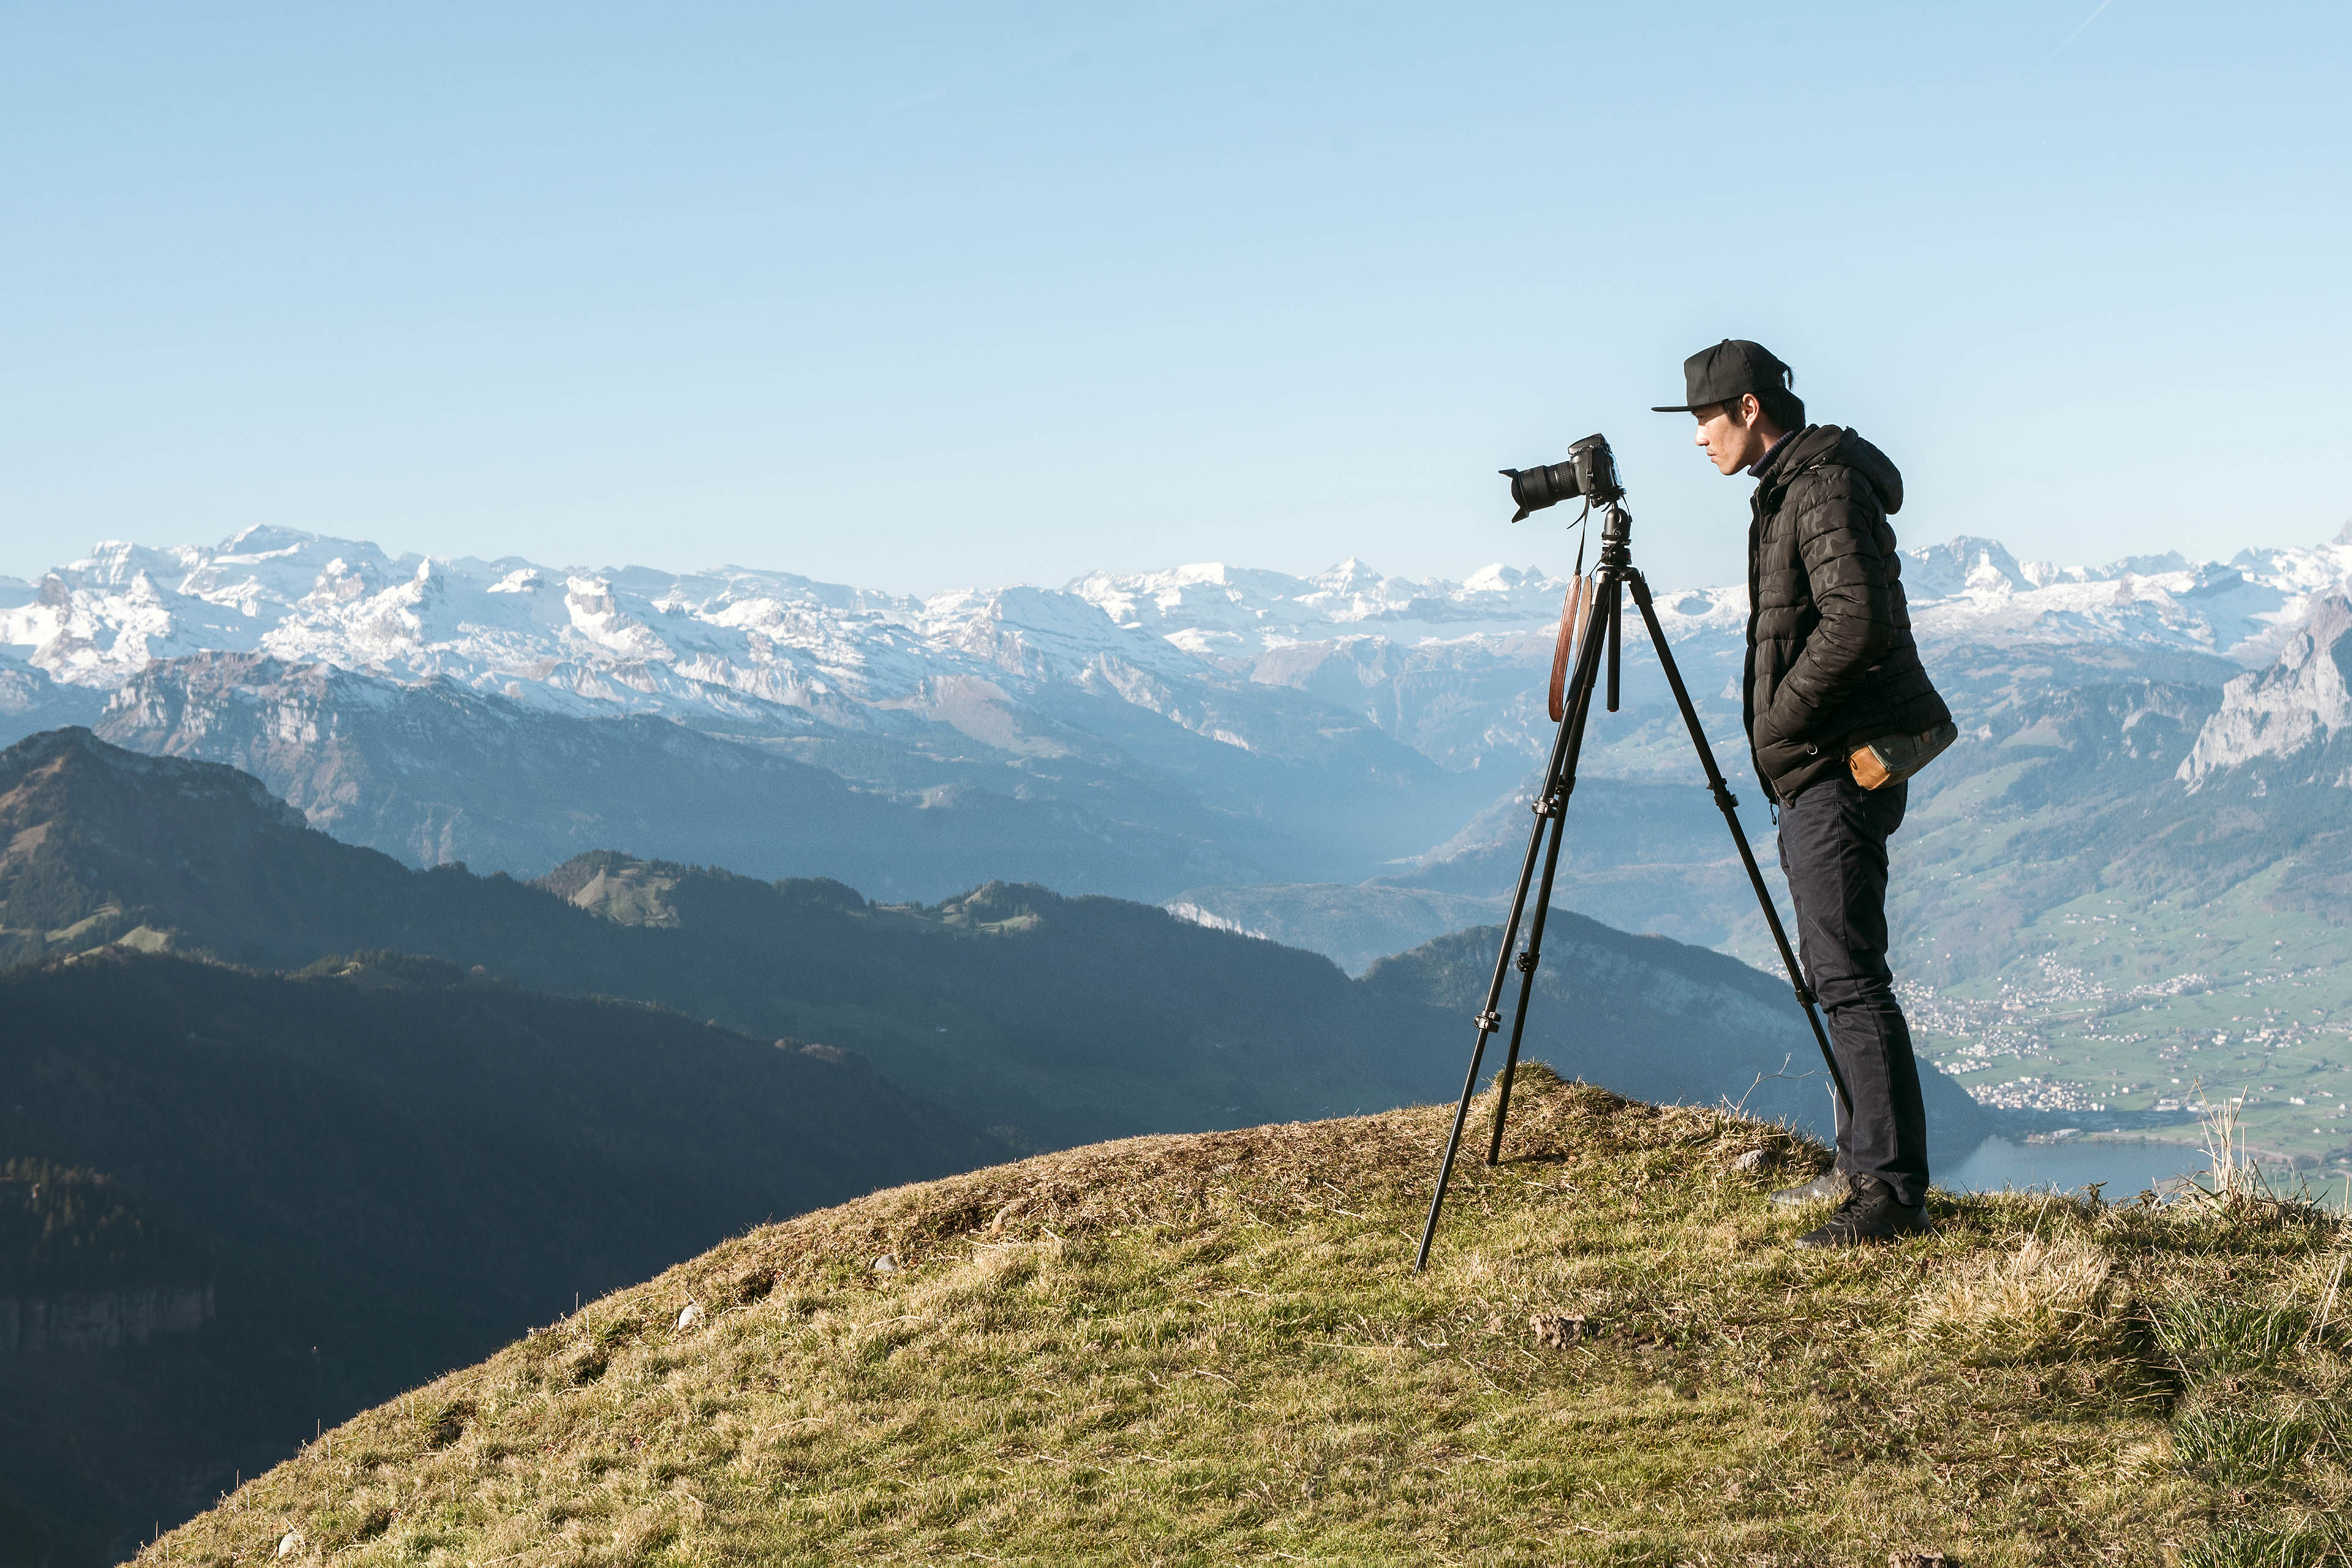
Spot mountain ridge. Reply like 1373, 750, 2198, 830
0, 726, 1986, 1156
9, 525, 2346, 915
12, 524, 2346, 768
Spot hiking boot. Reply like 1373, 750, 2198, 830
1769, 1167, 1849, 1207
1793, 1173, 1931, 1248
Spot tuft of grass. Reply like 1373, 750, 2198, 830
2152, 1292, 2312, 1384
1909, 1234, 2124, 1366
413, 1399, 473, 1452
141, 1066, 2352, 1566
2182, 1515, 2352, 1568
2171, 1404, 2329, 1488
304, 1501, 394, 1551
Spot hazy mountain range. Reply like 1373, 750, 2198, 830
6, 524, 2348, 894
8, 522, 2352, 1150
0, 726, 1987, 1150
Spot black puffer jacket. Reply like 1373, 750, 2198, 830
1744, 424, 1950, 802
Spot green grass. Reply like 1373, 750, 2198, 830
145, 1069, 2352, 1566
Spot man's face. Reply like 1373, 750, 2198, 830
1692, 398, 1769, 476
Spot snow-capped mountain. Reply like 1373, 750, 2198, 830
0, 529, 1570, 772
5, 519, 2350, 900
1899, 532, 2352, 665
1066, 559, 1581, 659
2178, 593, 2352, 788
0, 527, 1559, 887
10, 522, 2346, 739
2, 528, 1025, 733
0, 528, 1596, 722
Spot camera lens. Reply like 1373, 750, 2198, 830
1501, 461, 1581, 522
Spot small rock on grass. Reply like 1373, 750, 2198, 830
276, 1531, 304, 1559
1888, 1553, 1948, 1567
676, 1302, 701, 1331
872, 1254, 899, 1275
1733, 1147, 1775, 1172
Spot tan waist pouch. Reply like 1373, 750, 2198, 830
1849, 720, 1958, 790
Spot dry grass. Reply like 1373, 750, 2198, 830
1908, 1235, 2124, 1368
141, 1068, 2352, 1567
2188, 1083, 2275, 1213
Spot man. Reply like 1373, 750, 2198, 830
1654, 339, 1951, 1246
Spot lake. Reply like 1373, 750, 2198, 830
1942, 1135, 2211, 1198
1942, 1135, 2350, 1206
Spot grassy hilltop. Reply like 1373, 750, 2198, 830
147, 1070, 2350, 1567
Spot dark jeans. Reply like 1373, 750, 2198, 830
1776, 771, 1929, 1207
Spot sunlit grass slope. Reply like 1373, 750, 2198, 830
149, 1069, 2351, 1566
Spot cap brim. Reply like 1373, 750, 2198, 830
1651, 404, 1698, 413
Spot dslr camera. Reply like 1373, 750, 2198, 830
1501, 434, 1621, 522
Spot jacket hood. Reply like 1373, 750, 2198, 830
1759, 425, 1904, 515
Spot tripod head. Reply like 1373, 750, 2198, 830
1596, 500, 1632, 571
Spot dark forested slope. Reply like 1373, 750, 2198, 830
0, 947, 992, 1562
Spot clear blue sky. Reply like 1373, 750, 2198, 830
5, 2, 2346, 595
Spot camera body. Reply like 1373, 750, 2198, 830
1502, 434, 1622, 522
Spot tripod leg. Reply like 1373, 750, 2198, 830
1413, 812, 1552, 1273
1414, 625, 1596, 1272
1606, 578, 1622, 714
1623, 573, 1854, 1120
1414, 1010, 1497, 1275
1487, 574, 1613, 1165
1484, 804, 1564, 1166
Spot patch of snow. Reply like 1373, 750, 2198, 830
10, 523, 2351, 782
1163, 902, 1275, 941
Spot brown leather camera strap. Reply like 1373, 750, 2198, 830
1547, 575, 1589, 723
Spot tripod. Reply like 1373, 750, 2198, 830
1412, 498, 1853, 1272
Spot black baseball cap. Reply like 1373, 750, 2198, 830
1651, 339, 1794, 413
